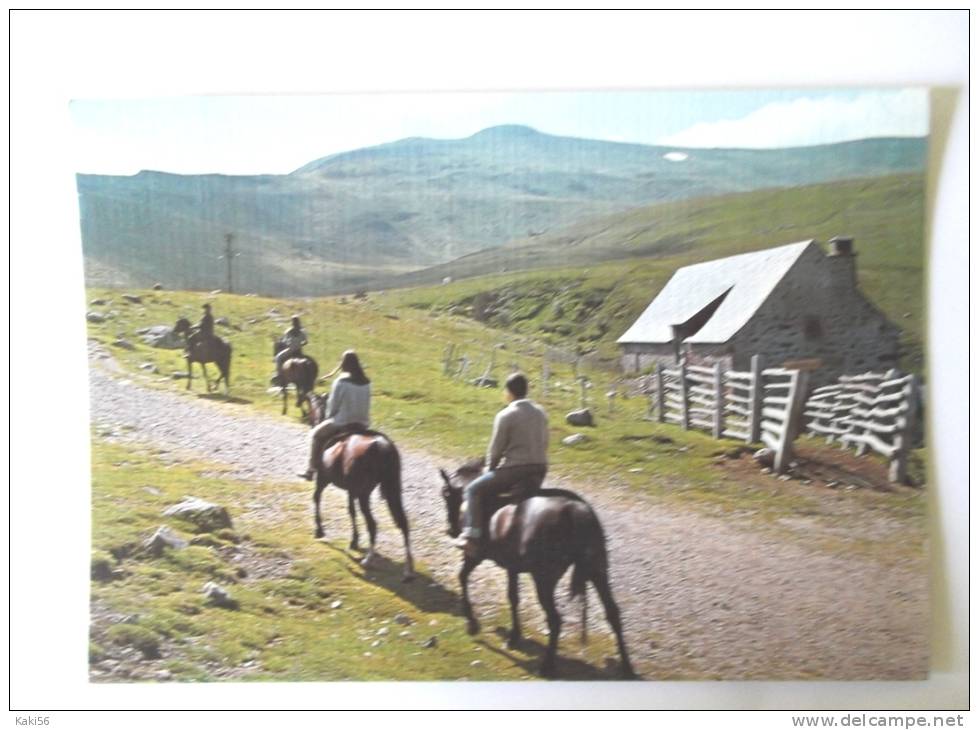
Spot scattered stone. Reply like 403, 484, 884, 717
562, 433, 588, 446
628, 468, 643, 473
86, 312, 107, 325
399, 630, 411, 637
91, 554, 115, 582
152, 283, 164, 291
470, 660, 483, 667
141, 325, 184, 349
139, 362, 158, 373
422, 636, 438, 649
163, 496, 232, 532
651, 434, 674, 445
202, 581, 238, 609
143, 526, 188, 556
376, 627, 389, 636
394, 613, 412, 626
112, 338, 135, 350
470, 377, 498, 388
753, 448, 775, 468
777, 475, 792, 482
90, 298, 108, 306
122, 294, 143, 304
142, 486, 161, 496
330, 600, 343, 609
155, 669, 172, 680
826, 481, 840, 489
566, 408, 594, 427
171, 371, 189, 380
210, 290, 223, 296
370, 640, 382, 648
676, 446, 690, 453
215, 317, 231, 327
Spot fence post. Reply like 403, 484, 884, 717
457, 355, 470, 382
655, 361, 665, 423
889, 374, 917, 484
443, 343, 455, 376
773, 369, 809, 474
678, 358, 689, 430
712, 360, 724, 439
748, 355, 762, 443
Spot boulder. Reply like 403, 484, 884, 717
122, 294, 142, 304
565, 408, 594, 427
139, 362, 158, 373
143, 526, 188, 556
86, 311, 107, 324
202, 581, 238, 609
140, 325, 184, 349
163, 497, 232, 532
562, 433, 588, 446
753, 448, 775, 468
215, 317, 231, 327
90, 298, 108, 306
112, 338, 135, 350
470, 376, 498, 388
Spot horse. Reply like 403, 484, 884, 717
272, 338, 318, 416
173, 318, 232, 394
307, 393, 415, 581
438, 460, 634, 678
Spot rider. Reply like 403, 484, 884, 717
452, 372, 549, 556
194, 303, 215, 345
300, 350, 372, 481
274, 316, 308, 387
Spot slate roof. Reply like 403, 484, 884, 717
617, 240, 816, 345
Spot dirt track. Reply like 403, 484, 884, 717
88, 343, 928, 680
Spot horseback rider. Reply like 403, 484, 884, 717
274, 316, 308, 387
452, 372, 549, 556
190, 303, 216, 347
300, 350, 372, 481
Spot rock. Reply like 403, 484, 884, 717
90, 298, 108, 306
122, 294, 142, 304
86, 311, 107, 323
330, 600, 343, 609
651, 434, 674, 444
777, 474, 792, 482
143, 526, 188, 556
152, 283, 163, 291
112, 338, 135, 350
753, 448, 775, 468
155, 669, 171, 680
562, 433, 588, 446
202, 581, 238, 609
140, 325, 184, 349
171, 371, 189, 380
394, 613, 412, 626
628, 468, 643, 473
215, 317, 231, 327
139, 362, 158, 373
565, 408, 594, 427
163, 497, 232, 532
422, 636, 438, 649
470, 660, 483, 667
376, 627, 389, 636
470, 377, 498, 388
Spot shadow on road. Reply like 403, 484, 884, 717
197, 393, 253, 405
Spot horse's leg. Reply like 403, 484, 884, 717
357, 492, 377, 568
590, 569, 636, 679
313, 479, 326, 539
201, 361, 212, 392
347, 491, 360, 551
459, 555, 482, 636
282, 384, 288, 415
185, 356, 192, 389
380, 476, 415, 581
505, 569, 522, 649
532, 571, 563, 678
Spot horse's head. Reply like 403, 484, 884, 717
306, 392, 327, 427
173, 318, 191, 336
438, 458, 484, 538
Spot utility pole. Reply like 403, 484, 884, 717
221, 233, 238, 293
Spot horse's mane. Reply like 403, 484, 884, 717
453, 457, 486, 479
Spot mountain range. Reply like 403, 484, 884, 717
76, 125, 926, 295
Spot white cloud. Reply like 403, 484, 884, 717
658, 89, 928, 149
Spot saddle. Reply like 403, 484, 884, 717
321, 423, 381, 452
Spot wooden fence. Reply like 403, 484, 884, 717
804, 369, 920, 483
652, 356, 809, 474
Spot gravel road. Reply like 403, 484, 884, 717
89, 343, 928, 679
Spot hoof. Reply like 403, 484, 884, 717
466, 619, 481, 636
538, 663, 557, 679
314, 528, 324, 539
360, 553, 375, 569
349, 540, 360, 551
402, 572, 416, 583
505, 634, 523, 650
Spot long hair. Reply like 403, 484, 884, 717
341, 350, 370, 385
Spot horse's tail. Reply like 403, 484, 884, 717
376, 439, 409, 535
568, 502, 607, 647
220, 341, 232, 387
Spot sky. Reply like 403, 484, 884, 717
70, 87, 928, 176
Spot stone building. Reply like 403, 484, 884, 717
616, 238, 901, 385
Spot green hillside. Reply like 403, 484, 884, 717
377, 174, 925, 373
78, 129, 924, 296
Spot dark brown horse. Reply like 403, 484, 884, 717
273, 337, 318, 417
173, 318, 232, 394
308, 394, 415, 580
439, 460, 634, 678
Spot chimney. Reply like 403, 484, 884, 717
826, 235, 857, 288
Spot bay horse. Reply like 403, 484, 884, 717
308, 393, 415, 581
439, 460, 634, 678
273, 338, 318, 416
173, 318, 232, 394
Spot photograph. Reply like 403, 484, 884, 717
76, 87, 932, 683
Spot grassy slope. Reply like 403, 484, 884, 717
378, 174, 926, 373
90, 438, 623, 681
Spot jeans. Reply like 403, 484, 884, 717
462, 464, 547, 538
275, 347, 301, 381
